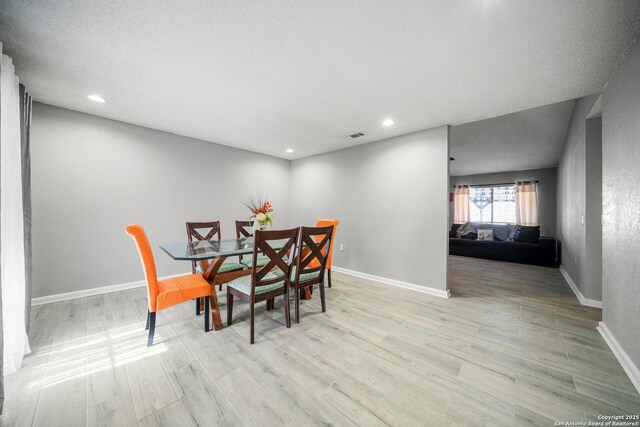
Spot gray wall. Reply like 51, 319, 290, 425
556, 94, 602, 301
31, 103, 291, 298
289, 126, 450, 292
450, 167, 557, 236
585, 117, 602, 302
602, 38, 640, 369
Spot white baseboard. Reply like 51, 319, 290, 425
559, 265, 602, 308
597, 322, 640, 395
33, 267, 451, 305
31, 272, 189, 306
332, 266, 451, 299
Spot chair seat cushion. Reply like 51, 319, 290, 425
291, 266, 321, 283
195, 261, 245, 274
217, 262, 245, 273
240, 255, 270, 268
156, 274, 210, 311
228, 272, 285, 295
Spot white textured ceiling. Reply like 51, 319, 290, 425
1, 1, 639, 159
450, 100, 576, 176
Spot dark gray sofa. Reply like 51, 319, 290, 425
449, 223, 561, 268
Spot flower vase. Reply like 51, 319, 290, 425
252, 219, 261, 236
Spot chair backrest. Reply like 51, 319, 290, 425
251, 228, 299, 295
235, 220, 253, 238
186, 221, 221, 273
235, 220, 254, 263
186, 221, 221, 241
316, 219, 339, 269
295, 225, 333, 285
125, 224, 159, 312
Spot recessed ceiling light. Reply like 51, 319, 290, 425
87, 94, 106, 103
382, 119, 394, 127
285, 148, 294, 153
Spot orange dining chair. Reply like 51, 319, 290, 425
291, 225, 334, 323
125, 223, 211, 346
316, 219, 339, 288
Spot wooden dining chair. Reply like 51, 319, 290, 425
235, 220, 270, 268
186, 220, 222, 273
226, 228, 298, 344
125, 223, 211, 346
316, 219, 339, 287
186, 221, 246, 315
292, 225, 333, 323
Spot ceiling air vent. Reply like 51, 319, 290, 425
349, 132, 364, 138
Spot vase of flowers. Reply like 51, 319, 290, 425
243, 195, 273, 235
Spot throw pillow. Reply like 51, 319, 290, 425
464, 232, 478, 240
514, 226, 540, 243
477, 229, 494, 241
507, 224, 520, 241
492, 224, 511, 241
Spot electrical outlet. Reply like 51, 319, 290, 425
339, 243, 344, 251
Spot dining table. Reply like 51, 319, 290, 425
160, 236, 310, 331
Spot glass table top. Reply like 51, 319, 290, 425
160, 237, 289, 261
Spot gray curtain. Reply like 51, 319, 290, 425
20, 84, 32, 334
0, 50, 4, 415
0, 81, 32, 416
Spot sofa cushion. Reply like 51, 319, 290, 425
485, 240, 540, 254
449, 224, 462, 238
514, 226, 540, 244
456, 222, 472, 237
455, 222, 517, 241
495, 224, 520, 241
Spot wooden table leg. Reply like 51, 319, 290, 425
209, 285, 223, 331
303, 288, 312, 300
202, 257, 228, 331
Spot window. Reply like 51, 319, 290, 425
469, 185, 516, 223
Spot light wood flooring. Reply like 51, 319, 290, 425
2, 255, 639, 426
